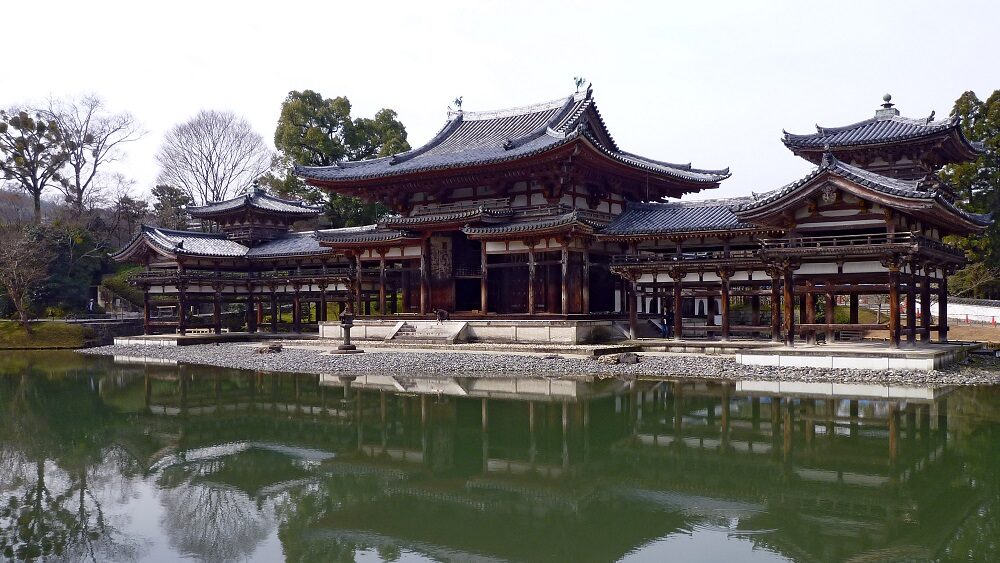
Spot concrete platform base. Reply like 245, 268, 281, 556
319, 319, 618, 344
635, 339, 782, 355
735, 341, 979, 371
114, 332, 319, 346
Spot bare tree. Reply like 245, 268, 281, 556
0, 226, 53, 331
155, 110, 274, 205
44, 95, 143, 213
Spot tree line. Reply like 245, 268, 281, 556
0, 89, 408, 326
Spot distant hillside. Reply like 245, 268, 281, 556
0, 189, 62, 224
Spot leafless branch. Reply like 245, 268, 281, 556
156, 110, 274, 205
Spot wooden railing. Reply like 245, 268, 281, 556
409, 197, 511, 216
611, 249, 757, 266
610, 232, 964, 267
759, 232, 915, 248
132, 267, 354, 284
760, 232, 964, 258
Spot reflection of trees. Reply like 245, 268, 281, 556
0, 367, 143, 561
158, 472, 274, 562
275, 474, 386, 563
940, 389, 1000, 561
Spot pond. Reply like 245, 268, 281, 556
1, 351, 998, 562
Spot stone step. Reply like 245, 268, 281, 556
387, 321, 468, 344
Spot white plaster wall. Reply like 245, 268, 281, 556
798, 263, 838, 275
842, 260, 886, 274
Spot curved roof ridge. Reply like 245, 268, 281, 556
453, 91, 584, 122
141, 224, 227, 238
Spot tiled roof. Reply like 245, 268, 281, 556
137, 226, 250, 257
315, 225, 418, 244
245, 232, 329, 257
187, 188, 323, 218
599, 199, 758, 237
114, 226, 335, 260
782, 101, 981, 154
462, 211, 604, 237
381, 207, 514, 227
296, 88, 729, 185
733, 156, 991, 227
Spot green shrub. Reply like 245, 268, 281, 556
100, 267, 144, 308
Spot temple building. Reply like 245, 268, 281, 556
115, 89, 988, 346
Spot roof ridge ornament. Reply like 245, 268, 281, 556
820, 144, 833, 167
875, 93, 900, 119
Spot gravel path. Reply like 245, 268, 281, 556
79, 344, 1000, 386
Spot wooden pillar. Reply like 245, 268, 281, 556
292, 290, 302, 333
378, 255, 387, 315
527, 243, 536, 315
805, 281, 816, 345
177, 288, 187, 336
673, 277, 683, 340
906, 269, 917, 346
560, 243, 569, 315
920, 268, 932, 343
628, 277, 639, 340
719, 272, 731, 341
143, 290, 151, 335
783, 268, 795, 347
270, 290, 278, 333
582, 251, 590, 314
354, 254, 364, 317
849, 294, 859, 324
938, 275, 948, 342
213, 290, 222, 335
420, 238, 429, 315
824, 291, 835, 343
888, 262, 901, 349
246, 294, 257, 333
770, 273, 781, 343
480, 243, 488, 314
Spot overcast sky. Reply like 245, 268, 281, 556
4, 0, 998, 202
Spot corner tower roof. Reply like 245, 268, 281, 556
782, 94, 983, 166
186, 187, 323, 220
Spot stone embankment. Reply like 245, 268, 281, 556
79, 344, 1000, 386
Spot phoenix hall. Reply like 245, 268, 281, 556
114, 89, 989, 347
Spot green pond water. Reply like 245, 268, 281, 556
1, 351, 999, 562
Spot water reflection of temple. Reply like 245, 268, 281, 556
98, 361, 980, 562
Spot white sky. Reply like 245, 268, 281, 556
4, 0, 998, 202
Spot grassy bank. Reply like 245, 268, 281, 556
0, 321, 92, 349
